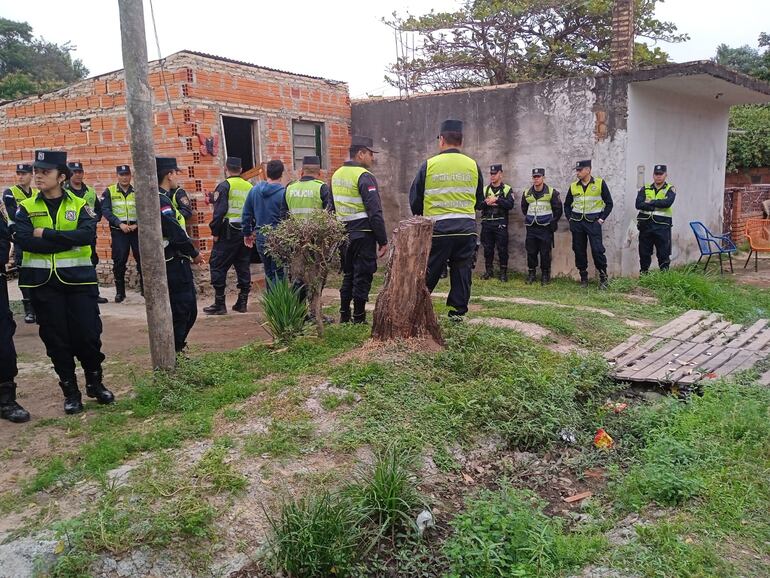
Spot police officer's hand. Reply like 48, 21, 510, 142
243, 234, 255, 248
213, 235, 219, 242
119, 223, 131, 233
598, 219, 605, 225
33, 227, 45, 238
485, 196, 497, 205
377, 243, 388, 258
193, 254, 204, 265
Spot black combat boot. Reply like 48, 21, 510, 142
203, 288, 227, 315
85, 370, 115, 404
598, 270, 609, 290
579, 270, 589, 288
498, 267, 508, 283
114, 278, 126, 303
59, 378, 84, 415
232, 290, 249, 313
481, 262, 493, 280
352, 298, 367, 324
0, 382, 31, 423
96, 293, 109, 304
22, 299, 35, 324
526, 269, 536, 284
541, 269, 551, 286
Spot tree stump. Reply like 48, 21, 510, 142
372, 217, 444, 345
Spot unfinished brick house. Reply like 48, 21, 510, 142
0, 50, 351, 272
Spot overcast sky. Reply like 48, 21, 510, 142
3, 0, 767, 97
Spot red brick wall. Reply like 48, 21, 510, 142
724, 185, 770, 243
725, 167, 770, 187
0, 51, 351, 266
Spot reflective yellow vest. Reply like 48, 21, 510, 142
637, 183, 673, 225
286, 179, 324, 219
170, 189, 187, 228
7, 185, 38, 225
67, 183, 97, 210
524, 186, 554, 226
108, 184, 137, 223
424, 153, 478, 222
481, 183, 512, 221
332, 166, 370, 224
569, 177, 605, 220
224, 177, 252, 225
18, 192, 95, 288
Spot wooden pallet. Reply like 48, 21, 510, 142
605, 310, 770, 385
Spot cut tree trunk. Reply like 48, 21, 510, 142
372, 217, 443, 344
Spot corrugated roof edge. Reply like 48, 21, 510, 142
352, 60, 770, 103
0, 49, 348, 107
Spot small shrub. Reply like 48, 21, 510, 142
266, 491, 361, 578
260, 278, 308, 344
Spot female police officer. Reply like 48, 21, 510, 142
14, 150, 114, 415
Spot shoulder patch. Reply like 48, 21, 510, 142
83, 205, 96, 218
180, 195, 190, 205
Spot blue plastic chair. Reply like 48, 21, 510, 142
689, 221, 736, 274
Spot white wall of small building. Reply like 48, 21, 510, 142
621, 82, 730, 276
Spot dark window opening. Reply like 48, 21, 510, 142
222, 116, 259, 172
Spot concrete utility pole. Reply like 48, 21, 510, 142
117, 0, 176, 369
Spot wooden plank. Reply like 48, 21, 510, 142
692, 320, 732, 343
759, 370, 770, 386
631, 341, 704, 381
745, 328, 770, 352
723, 320, 768, 349
679, 348, 741, 385
710, 324, 744, 346
604, 334, 644, 361
648, 342, 714, 383
650, 310, 709, 339
711, 350, 763, 377
612, 337, 664, 369
615, 339, 692, 379
671, 313, 722, 342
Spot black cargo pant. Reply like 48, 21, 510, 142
167, 256, 198, 352
29, 282, 105, 381
426, 234, 476, 317
480, 221, 509, 270
0, 272, 17, 383
525, 225, 554, 272
638, 222, 672, 272
209, 231, 251, 291
340, 234, 377, 306
111, 228, 141, 283
569, 218, 607, 273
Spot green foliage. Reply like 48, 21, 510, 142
266, 491, 362, 578
346, 445, 424, 539
726, 105, 770, 171
715, 33, 770, 82
243, 418, 315, 458
259, 277, 308, 343
385, 0, 687, 91
443, 487, 604, 577
638, 268, 770, 323
0, 18, 88, 100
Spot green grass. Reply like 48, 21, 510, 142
243, 418, 315, 458
260, 277, 308, 343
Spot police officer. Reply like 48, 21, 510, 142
14, 150, 114, 415
636, 164, 676, 274
65, 162, 108, 304
157, 157, 202, 351
101, 165, 140, 302
410, 120, 484, 319
169, 184, 193, 229
331, 136, 388, 324
3, 163, 38, 323
521, 168, 563, 285
479, 164, 514, 282
285, 156, 334, 218
0, 200, 30, 423
204, 156, 252, 315
564, 160, 613, 289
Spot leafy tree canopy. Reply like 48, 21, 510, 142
0, 17, 88, 100
385, 0, 688, 92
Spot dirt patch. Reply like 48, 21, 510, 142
331, 337, 443, 366
467, 317, 583, 354
623, 288, 659, 305
433, 292, 616, 317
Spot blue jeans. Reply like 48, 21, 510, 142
256, 236, 285, 288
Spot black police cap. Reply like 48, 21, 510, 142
116, 164, 131, 174
440, 119, 463, 133
34, 150, 68, 170
68, 162, 84, 171
16, 163, 33, 173
156, 157, 179, 172
350, 136, 378, 152
225, 156, 242, 169
302, 155, 321, 166
532, 168, 545, 177
654, 164, 667, 174
490, 164, 503, 173
575, 160, 592, 169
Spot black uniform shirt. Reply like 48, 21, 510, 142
171, 187, 194, 222
160, 191, 199, 259
209, 179, 233, 237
